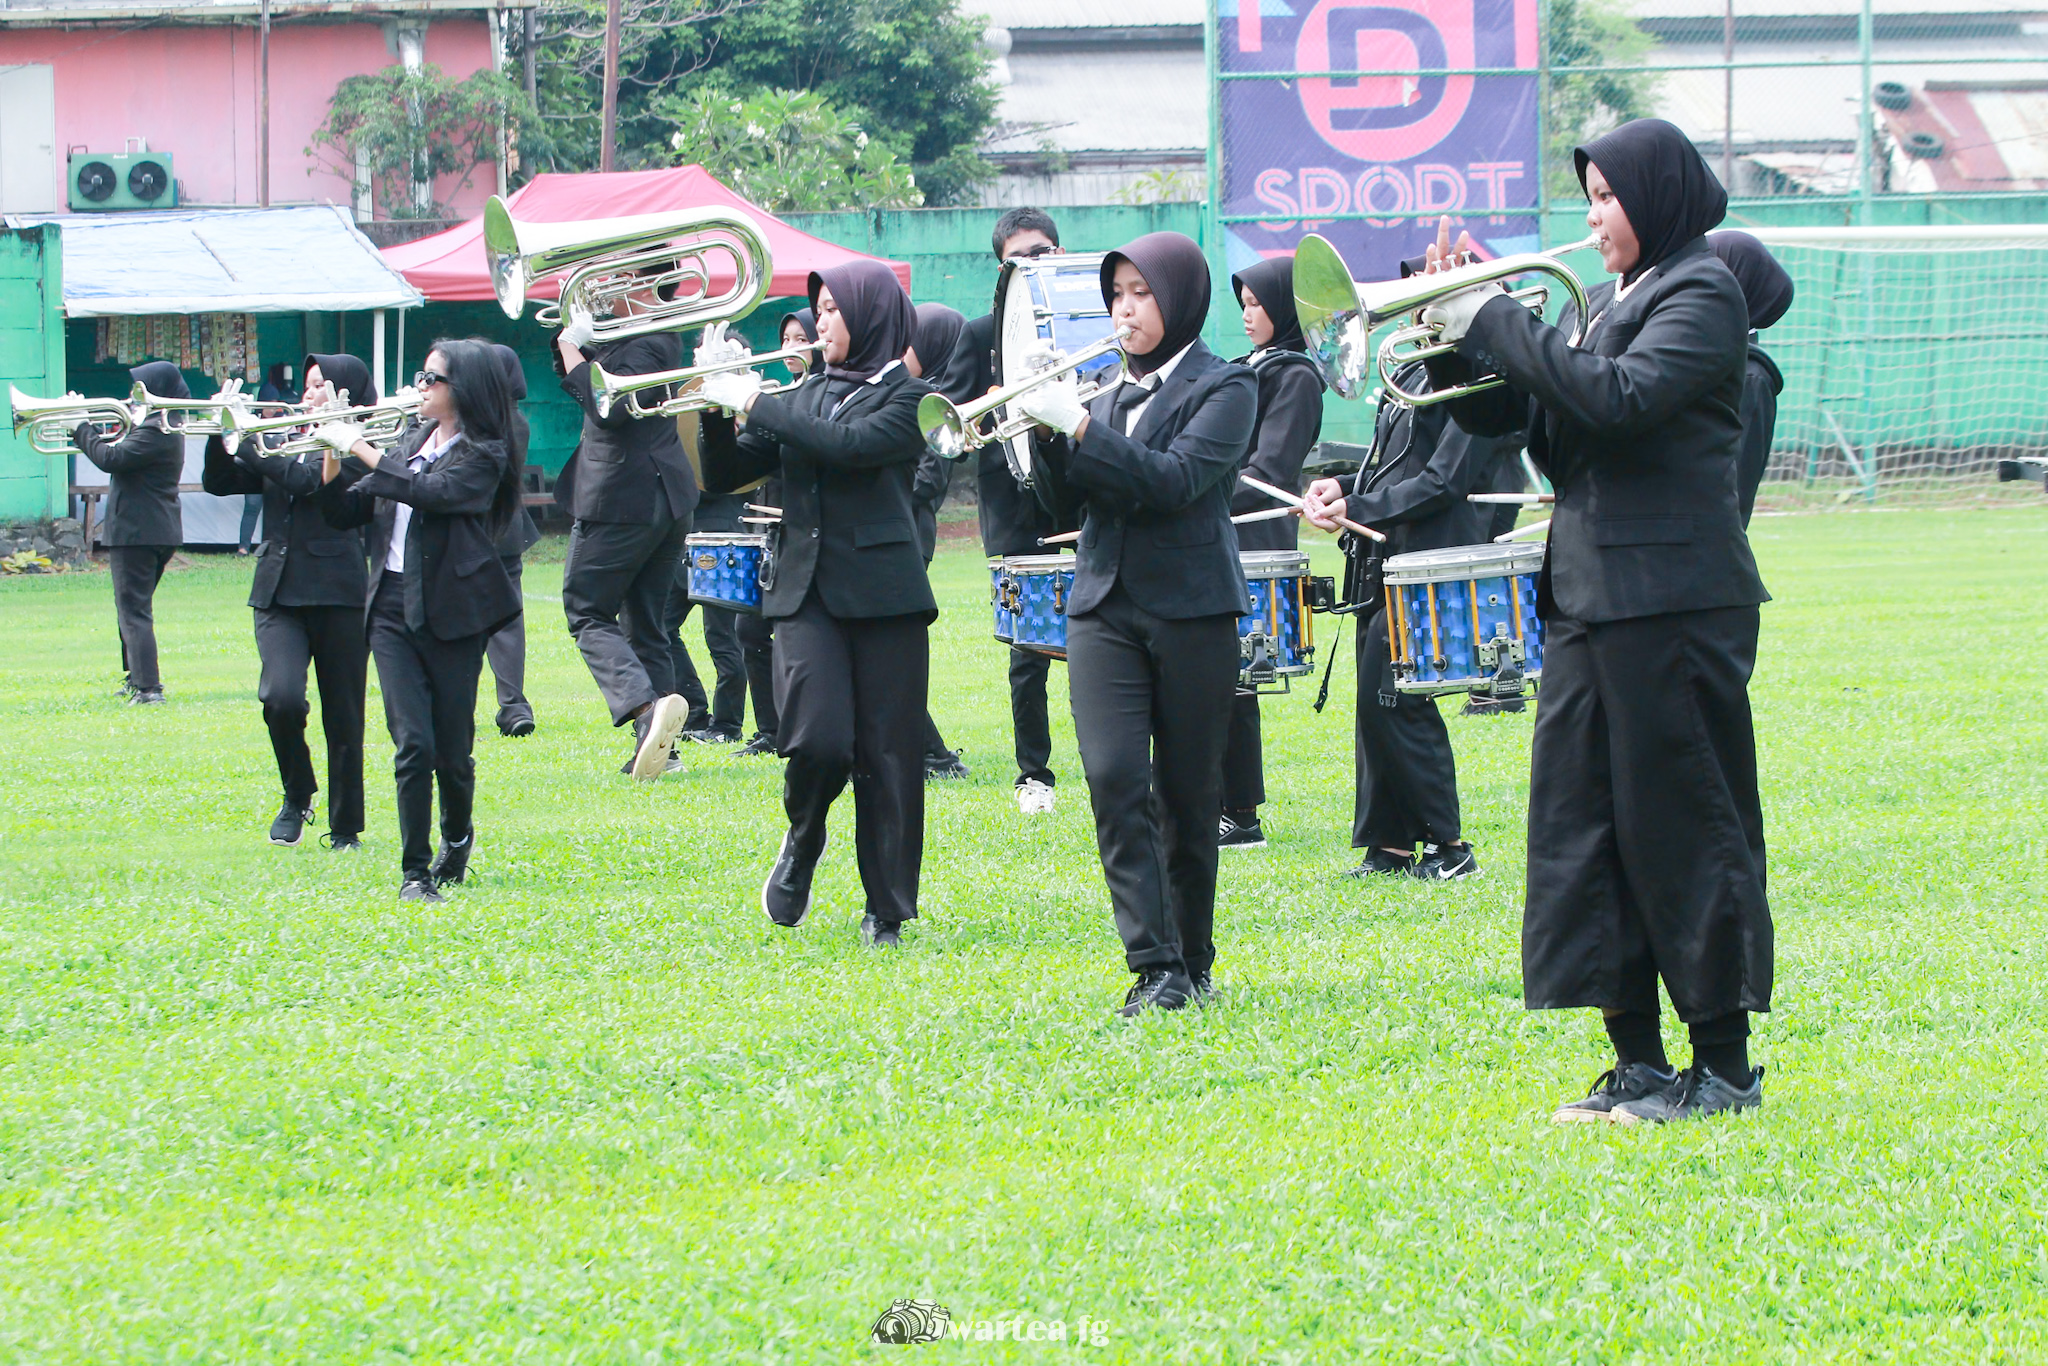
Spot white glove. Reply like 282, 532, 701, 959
1015, 376, 1087, 436
559, 315, 597, 350
1419, 281, 1506, 345
695, 321, 751, 370
698, 369, 764, 416
386, 385, 422, 411
215, 378, 245, 402
1015, 340, 1063, 377
312, 421, 365, 453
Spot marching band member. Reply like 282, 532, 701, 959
936, 208, 1071, 814
485, 343, 542, 737
1217, 255, 1326, 849
554, 268, 698, 781
1709, 232, 1795, 526
1018, 232, 1258, 1015
198, 352, 375, 849
1301, 360, 1520, 881
905, 301, 970, 781
76, 360, 187, 706
315, 340, 523, 904
695, 262, 936, 948
1403, 120, 1773, 1122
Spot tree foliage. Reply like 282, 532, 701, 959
656, 87, 922, 211
309, 64, 547, 219
1543, 0, 1662, 201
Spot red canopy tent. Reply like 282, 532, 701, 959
381, 166, 911, 303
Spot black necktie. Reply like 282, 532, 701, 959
1111, 375, 1157, 435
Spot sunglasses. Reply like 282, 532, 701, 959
1019, 243, 1057, 259
414, 370, 451, 389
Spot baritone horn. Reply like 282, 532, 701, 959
9, 387, 136, 453
919, 328, 1130, 460
220, 391, 422, 456
1292, 234, 1599, 405
590, 341, 822, 420
483, 197, 773, 343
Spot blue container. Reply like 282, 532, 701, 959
1383, 542, 1546, 695
992, 554, 1074, 659
685, 533, 770, 615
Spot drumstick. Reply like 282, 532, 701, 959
740, 515, 782, 526
1494, 519, 1551, 543
1239, 474, 1386, 542
1042, 505, 1297, 545
1468, 492, 1555, 504
1039, 531, 1082, 545
745, 503, 783, 516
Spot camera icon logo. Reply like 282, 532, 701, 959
870, 1298, 953, 1344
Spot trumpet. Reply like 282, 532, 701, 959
127, 382, 253, 436
10, 386, 136, 454
919, 329, 1130, 460
221, 391, 421, 456
483, 197, 773, 343
1292, 234, 1598, 405
591, 342, 822, 421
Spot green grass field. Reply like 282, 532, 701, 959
2, 508, 2045, 1363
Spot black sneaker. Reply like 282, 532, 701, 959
684, 724, 742, 744
498, 710, 536, 738
1218, 815, 1267, 850
627, 695, 689, 781
430, 831, 474, 887
1552, 1062, 1683, 1124
1412, 841, 1480, 881
1611, 1066, 1765, 1125
269, 798, 315, 847
322, 832, 363, 852
925, 750, 970, 780
129, 686, 166, 706
1117, 967, 1195, 1018
762, 831, 827, 928
1190, 969, 1217, 1004
1346, 848, 1416, 877
1460, 694, 1526, 716
739, 731, 779, 758
860, 914, 903, 948
398, 878, 445, 904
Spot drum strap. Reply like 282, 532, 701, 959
1311, 616, 1344, 714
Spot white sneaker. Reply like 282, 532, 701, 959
630, 694, 689, 782
1016, 778, 1056, 815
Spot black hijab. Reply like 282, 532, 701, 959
1711, 232, 1795, 331
780, 308, 819, 344
909, 303, 966, 377
304, 351, 379, 407
490, 342, 528, 400
1575, 118, 1728, 284
129, 360, 189, 400
1231, 256, 1306, 353
808, 261, 915, 383
1100, 232, 1211, 378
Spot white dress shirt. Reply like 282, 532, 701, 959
385, 424, 453, 574
1115, 339, 1196, 435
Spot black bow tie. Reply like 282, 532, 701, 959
1111, 375, 1157, 434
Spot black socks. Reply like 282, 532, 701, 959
1603, 1010, 1670, 1072
1688, 1011, 1751, 1082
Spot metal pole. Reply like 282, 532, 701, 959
1535, 0, 1549, 246
1857, 0, 1873, 221
1203, 0, 1223, 349
258, 0, 271, 206
600, 0, 621, 173
1722, 0, 1734, 189
523, 6, 537, 104
373, 310, 387, 400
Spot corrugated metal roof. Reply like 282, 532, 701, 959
975, 0, 1202, 27
987, 46, 1206, 154
0, 0, 515, 17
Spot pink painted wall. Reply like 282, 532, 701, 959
0, 18, 498, 217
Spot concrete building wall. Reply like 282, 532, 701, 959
0, 223, 66, 519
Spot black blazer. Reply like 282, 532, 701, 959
202, 433, 368, 609
1439, 236, 1768, 623
316, 422, 522, 641
1736, 341, 1783, 527
1228, 349, 1325, 552
1031, 339, 1258, 620
937, 312, 1063, 558
1342, 364, 1517, 557
77, 419, 183, 547
556, 331, 697, 524
698, 365, 938, 621
495, 410, 542, 559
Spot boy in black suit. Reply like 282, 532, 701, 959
76, 360, 187, 705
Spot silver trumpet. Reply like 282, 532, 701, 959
221, 390, 421, 456
1292, 234, 1599, 404
128, 382, 254, 436
591, 342, 822, 421
918, 328, 1131, 460
9, 386, 136, 454
483, 197, 773, 343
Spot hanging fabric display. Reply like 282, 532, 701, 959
102, 313, 269, 383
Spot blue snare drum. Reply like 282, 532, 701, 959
1382, 541, 1545, 697
994, 252, 1117, 485
1239, 550, 1314, 690
685, 533, 772, 615
992, 554, 1074, 659
989, 559, 1016, 645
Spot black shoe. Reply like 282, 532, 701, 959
1218, 814, 1267, 849
398, 877, 445, 904
683, 724, 742, 744
860, 913, 903, 948
925, 750, 970, 780
626, 695, 689, 781
1117, 967, 1195, 1018
1552, 1062, 1683, 1124
1611, 1065, 1765, 1125
321, 832, 363, 852
269, 798, 314, 847
762, 831, 826, 928
1346, 848, 1416, 877
739, 731, 779, 758
128, 686, 166, 706
1412, 841, 1480, 881
1190, 969, 1217, 1003
1460, 694, 1527, 716
498, 711, 536, 738
430, 831, 474, 887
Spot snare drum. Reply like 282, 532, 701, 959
994, 252, 1117, 485
1382, 542, 1545, 696
991, 554, 1074, 659
685, 533, 772, 615
1239, 550, 1315, 690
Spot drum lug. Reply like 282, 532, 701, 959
1477, 631, 1528, 704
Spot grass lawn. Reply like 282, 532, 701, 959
1, 507, 2044, 1363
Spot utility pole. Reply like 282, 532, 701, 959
523, 6, 537, 104
1721, 0, 1734, 189
259, 0, 271, 205
600, 0, 621, 172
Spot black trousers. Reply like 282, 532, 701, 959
486, 556, 532, 731
1221, 692, 1265, 814
368, 576, 485, 882
1008, 646, 1055, 787
1524, 608, 1772, 1023
774, 589, 928, 923
254, 603, 368, 837
109, 544, 175, 689
738, 610, 779, 737
664, 567, 746, 730
562, 512, 688, 726
1066, 584, 1240, 977
1353, 607, 1462, 849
